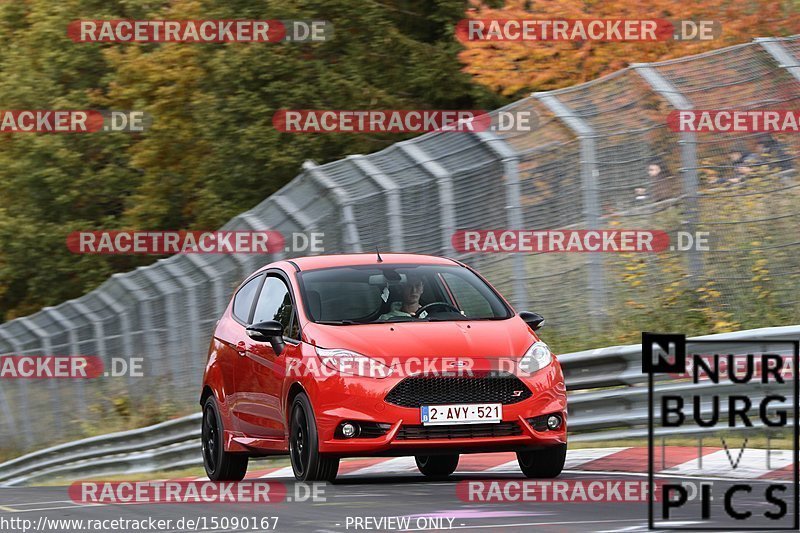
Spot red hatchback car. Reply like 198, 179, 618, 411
200, 253, 567, 482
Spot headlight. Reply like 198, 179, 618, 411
519, 341, 552, 374
315, 347, 392, 378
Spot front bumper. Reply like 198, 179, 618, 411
308, 361, 567, 456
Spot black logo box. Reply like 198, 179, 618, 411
643, 333, 800, 531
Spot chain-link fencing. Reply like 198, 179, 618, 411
0, 36, 798, 452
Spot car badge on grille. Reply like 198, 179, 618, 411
511, 390, 524, 397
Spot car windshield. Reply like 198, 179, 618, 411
298, 264, 512, 324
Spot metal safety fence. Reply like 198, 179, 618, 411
0, 35, 799, 453
1, 324, 796, 486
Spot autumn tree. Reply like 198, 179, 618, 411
459, 0, 800, 97
0, 0, 500, 321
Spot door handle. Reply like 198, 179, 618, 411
236, 341, 247, 356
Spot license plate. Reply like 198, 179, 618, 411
420, 403, 502, 425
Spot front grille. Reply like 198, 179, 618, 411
396, 422, 522, 440
384, 372, 532, 407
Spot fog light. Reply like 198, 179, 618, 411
341, 422, 357, 438
547, 415, 562, 430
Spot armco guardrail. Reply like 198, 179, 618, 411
0, 325, 796, 486
563, 324, 799, 444
560, 324, 800, 390
0, 414, 201, 486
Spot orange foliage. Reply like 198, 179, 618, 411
459, 0, 800, 97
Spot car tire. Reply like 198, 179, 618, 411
202, 396, 249, 481
517, 444, 567, 478
415, 454, 459, 478
289, 393, 340, 482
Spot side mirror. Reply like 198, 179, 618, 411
519, 311, 545, 331
246, 320, 286, 355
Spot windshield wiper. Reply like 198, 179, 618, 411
315, 320, 364, 325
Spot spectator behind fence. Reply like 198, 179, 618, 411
718, 144, 752, 185
754, 133, 794, 173
729, 153, 761, 185
644, 159, 679, 201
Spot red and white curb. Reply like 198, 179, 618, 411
188, 447, 795, 481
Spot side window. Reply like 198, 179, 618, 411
232, 275, 263, 323
253, 276, 299, 340
441, 273, 493, 318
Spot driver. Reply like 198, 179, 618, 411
378, 274, 424, 320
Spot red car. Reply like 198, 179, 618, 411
200, 253, 567, 482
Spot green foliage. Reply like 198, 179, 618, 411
0, 0, 501, 320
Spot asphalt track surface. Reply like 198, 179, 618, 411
1, 468, 795, 532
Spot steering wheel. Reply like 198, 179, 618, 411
413, 302, 461, 318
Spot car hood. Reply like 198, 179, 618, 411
302, 317, 537, 360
